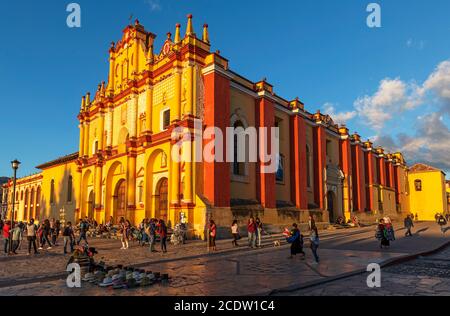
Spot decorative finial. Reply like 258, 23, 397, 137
202, 24, 209, 43
186, 14, 194, 36
147, 45, 154, 63
175, 23, 181, 43
167, 32, 172, 40
86, 92, 91, 106
81, 96, 86, 111
135, 19, 140, 26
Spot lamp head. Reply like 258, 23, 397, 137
11, 159, 21, 170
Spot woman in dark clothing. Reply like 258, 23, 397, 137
376, 219, 389, 248
40, 219, 52, 249
158, 220, 168, 253
286, 223, 305, 259
209, 220, 217, 251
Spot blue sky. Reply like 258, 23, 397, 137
0, 0, 449, 178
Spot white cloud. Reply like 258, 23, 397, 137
406, 39, 425, 50
354, 78, 410, 130
144, 0, 162, 11
375, 113, 450, 172
329, 59, 450, 172
322, 103, 357, 125
423, 60, 450, 115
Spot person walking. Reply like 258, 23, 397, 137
158, 219, 168, 253
376, 219, 389, 249
437, 214, 447, 235
255, 217, 263, 248
77, 218, 89, 247
415, 213, 419, 222
231, 220, 239, 247
148, 218, 157, 253
62, 221, 75, 254
208, 219, 217, 252
10, 224, 22, 254
309, 224, 320, 263
286, 223, 305, 259
404, 214, 414, 237
247, 217, 256, 248
55, 219, 61, 246
308, 215, 315, 232
3, 220, 11, 255
26, 219, 39, 255
40, 219, 52, 250
119, 218, 129, 250
50, 218, 57, 246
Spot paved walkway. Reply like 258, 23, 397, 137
0, 221, 447, 296
284, 244, 450, 296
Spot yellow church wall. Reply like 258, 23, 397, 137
7, 175, 43, 223
408, 170, 446, 221
40, 161, 80, 224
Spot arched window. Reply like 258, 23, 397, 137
20, 190, 24, 201
15, 191, 18, 202
414, 179, 422, 191
24, 190, 29, 219
30, 188, 35, 218
233, 120, 246, 176
306, 145, 312, 188
50, 179, 55, 204
67, 175, 73, 202
36, 187, 41, 219
138, 181, 144, 204
276, 154, 285, 183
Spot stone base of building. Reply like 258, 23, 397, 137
204, 203, 330, 239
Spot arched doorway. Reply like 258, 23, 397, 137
155, 178, 168, 220
327, 191, 336, 223
114, 180, 126, 224
35, 187, 41, 220
87, 190, 95, 220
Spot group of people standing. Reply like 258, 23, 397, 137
0, 217, 92, 256
286, 216, 320, 263
120, 217, 168, 253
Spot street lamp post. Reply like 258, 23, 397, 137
9, 159, 20, 255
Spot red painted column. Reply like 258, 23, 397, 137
255, 96, 276, 209
313, 125, 326, 210
393, 164, 401, 204
378, 156, 386, 187
387, 160, 395, 188
350, 136, 367, 212
290, 114, 308, 209
339, 127, 352, 215
364, 145, 375, 212
203, 65, 230, 207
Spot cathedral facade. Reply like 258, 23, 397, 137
2, 16, 414, 238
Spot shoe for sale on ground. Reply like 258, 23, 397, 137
99, 277, 113, 287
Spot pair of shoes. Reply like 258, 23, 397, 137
38, 247, 43, 250
47, 247, 52, 250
